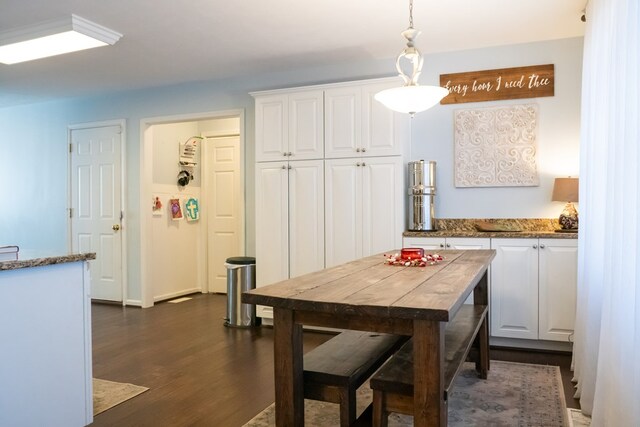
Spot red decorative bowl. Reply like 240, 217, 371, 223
400, 248, 424, 260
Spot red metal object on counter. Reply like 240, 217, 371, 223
400, 248, 424, 260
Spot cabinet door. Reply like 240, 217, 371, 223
490, 238, 539, 339
288, 91, 324, 160
325, 158, 362, 267
255, 162, 289, 288
255, 95, 288, 162
362, 157, 404, 256
361, 82, 406, 157
538, 239, 578, 342
324, 87, 361, 158
288, 160, 325, 278
402, 236, 446, 250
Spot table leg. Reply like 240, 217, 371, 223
413, 319, 446, 427
474, 269, 490, 373
273, 308, 304, 426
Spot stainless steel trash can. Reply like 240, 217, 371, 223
224, 256, 257, 327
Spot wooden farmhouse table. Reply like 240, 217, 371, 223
242, 249, 495, 427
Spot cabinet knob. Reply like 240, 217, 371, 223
283, 152, 288, 157
446, 243, 451, 248
540, 244, 545, 249
439, 244, 445, 248
533, 244, 538, 249
288, 152, 293, 156
282, 165, 287, 169
361, 162, 366, 167
362, 148, 366, 152
356, 148, 361, 152
356, 162, 361, 167
288, 165, 292, 170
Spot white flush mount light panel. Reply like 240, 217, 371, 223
0, 14, 122, 64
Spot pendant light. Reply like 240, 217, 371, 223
375, 0, 449, 117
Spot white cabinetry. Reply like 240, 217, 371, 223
490, 238, 577, 342
255, 160, 324, 317
325, 81, 405, 158
403, 236, 491, 251
255, 90, 324, 162
325, 156, 403, 267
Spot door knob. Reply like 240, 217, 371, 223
112, 224, 120, 231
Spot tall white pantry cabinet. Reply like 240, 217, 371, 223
252, 78, 408, 319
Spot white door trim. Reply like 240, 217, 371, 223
139, 109, 245, 308
67, 119, 128, 305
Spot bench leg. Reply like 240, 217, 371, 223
372, 390, 389, 427
338, 387, 356, 427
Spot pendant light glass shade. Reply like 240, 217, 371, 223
375, 85, 449, 115
376, 0, 448, 116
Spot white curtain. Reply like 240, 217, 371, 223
572, 0, 640, 425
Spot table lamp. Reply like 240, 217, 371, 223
552, 177, 579, 232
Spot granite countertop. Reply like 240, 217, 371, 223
403, 218, 578, 239
0, 252, 96, 271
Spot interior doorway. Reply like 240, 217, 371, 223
140, 111, 244, 308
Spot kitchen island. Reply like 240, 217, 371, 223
0, 251, 95, 427
243, 249, 495, 427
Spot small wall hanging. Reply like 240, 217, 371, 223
177, 170, 193, 187
152, 196, 163, 217
179, 136, 202, 167
169, 198, 183, 220
454, 103, 539, 187
184, 197, 199, 222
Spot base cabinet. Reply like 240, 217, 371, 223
403, 237, 491, 251
490, 238, 577, 342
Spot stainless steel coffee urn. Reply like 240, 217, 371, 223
408, 160, 436, 231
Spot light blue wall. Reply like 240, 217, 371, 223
0, 37, 583, 302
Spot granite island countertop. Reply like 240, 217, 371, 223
0, 251, 96, 271
403, 218, 578, 239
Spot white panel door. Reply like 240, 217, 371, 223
325, 159, 362, 267
288, 160, 324, 278
324, 87, 361, 158
361, 82, 405, 157
538, 239, 578, 342
362, 156, 403, 256
255, 95, 288, 162
70, 125, 123, 302
255, 162, 289, 288
288, 91, 324, 160
490, 238, 539, 339
207, 136, 241, 293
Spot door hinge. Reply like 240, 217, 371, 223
69, 143, 73, 153
69, 208, 73, 218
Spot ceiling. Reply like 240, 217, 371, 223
0, 0, 586, 108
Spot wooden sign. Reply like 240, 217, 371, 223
439, 64, 554, 104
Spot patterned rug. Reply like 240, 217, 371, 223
93, 378, 149, 416
244, 361, 567, 427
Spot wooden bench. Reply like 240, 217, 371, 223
303, 330, 407, 426
369, 304, 489, 427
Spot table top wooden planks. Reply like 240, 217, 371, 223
243, 249, 495, 321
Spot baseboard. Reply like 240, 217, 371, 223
153, 288, 202, 303
490, 336, 573, 352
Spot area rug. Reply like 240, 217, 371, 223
244, 361, 567, 427
567, 408, 591, 427
93, 378, 149, 416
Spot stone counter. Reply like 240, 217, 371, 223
0, 252, 96, 271
404, 218, 578, 239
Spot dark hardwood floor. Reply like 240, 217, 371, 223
91, 293, 578, 426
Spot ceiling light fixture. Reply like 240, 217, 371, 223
375, 0, 449, 117
0, 14, 122, 65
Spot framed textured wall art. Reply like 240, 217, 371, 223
454, 104, 539, 187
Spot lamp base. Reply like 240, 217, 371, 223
558, 202, 579, 230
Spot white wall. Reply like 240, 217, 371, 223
0, 37, 583, 303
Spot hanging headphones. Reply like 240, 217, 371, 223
177, 170, 193, 187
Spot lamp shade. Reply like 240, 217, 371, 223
552, 177, 579, 202
375, 85, 449, 115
